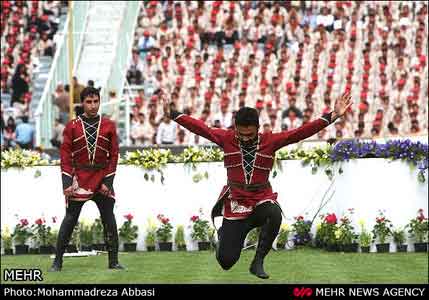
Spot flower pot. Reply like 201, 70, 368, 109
414, 242, 428, 253
80, 245, 93, 252
376, 243, 390, 253
276, 243, 285, 250
29, 248, 39, 254
66, 244, 78, 253
15, 245, 29, 255
159, 242, 172, 251
123, 243, 137, 252
343, 243, 359, 253
146, 245, 155, 252
396, 245, 408, 253
39, 245, 54, 255
177, 244, 187, 251
4, 249, 14, 255
197, 241, 211, 251
92, 243, 106, 251
361, 246, 370, 253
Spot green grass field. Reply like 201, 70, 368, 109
1, 248, 428, 284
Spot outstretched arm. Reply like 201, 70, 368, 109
272, 92, 353, 151
162, 96, 227, 148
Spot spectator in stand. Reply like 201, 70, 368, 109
15, 116, 34, 149
3, 116, 17, 149
282, 109, 302, 130
130, 113, 148, 146
50, 118, 65, 148
53, 83, 70, 124
138, 30, 156, 60
11, 64, 29, 107
156, 114, 177, 145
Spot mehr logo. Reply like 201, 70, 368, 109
3, 269, 43, 282
293, 287, 313, 298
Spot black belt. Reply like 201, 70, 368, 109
227, 180, 271, 192
73, 163, 107, 170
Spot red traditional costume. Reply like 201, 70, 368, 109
60, 115, 119, 201
171, 111, 332, 220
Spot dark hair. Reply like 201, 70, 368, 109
21, 116, 29, 123
80, 87, 100, 102
235, 107, 259, 127
87, 80, 95, 87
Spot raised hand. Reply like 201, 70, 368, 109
333, 92, 353, 119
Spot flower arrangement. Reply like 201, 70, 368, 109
336, 208, 358, 246
315, 213, 338, 249
1, 226, 13, 250
407, 209, 428, 243
145, 218, 157, 249
292, 216, 312, 246
119, 214, 139, 243
12, 218, 33, 245
190, 213, 210, 242
1, 149, 49, 169
331, 140, 428, 182
179, 147, 223, 182
2, 140, 427, 182
276, 224, 291, 249
358, 219, 372, 248
31, 217, 54, 247
122, 149, 172, 183
372, 210, 393, 244
392, 228, 406, 246
174, 225, 186, 250
156, 214, 173, 243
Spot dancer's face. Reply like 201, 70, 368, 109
82, 94, 100, 118
236, 125, 258, 145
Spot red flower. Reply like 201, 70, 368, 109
417, 213, 425, 222
295, 216, 304, 221
325, 213, 337, 224
20, 219, 29, 226
35, 218, 44, 225
52, 216, 57, 223
418, 208, 424, 214
161, 218, 169, 225
191, 215, 199, 222
124, 214, 133, 221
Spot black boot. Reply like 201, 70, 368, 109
249, 255, 269, 279
249, 225, 272, 279
108, 250, 125, 270
49, 257, 63, 272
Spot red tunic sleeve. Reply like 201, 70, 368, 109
172, 112, 228, 148
60, 121, 74, 189
271, 114, 332, 151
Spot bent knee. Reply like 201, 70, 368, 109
216, 253, 239, 270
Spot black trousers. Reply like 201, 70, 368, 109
216, 202, 282, 270
54, 193, 119, 261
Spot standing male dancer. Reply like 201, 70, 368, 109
50, 87, 124, 271
163, 93, 352, 279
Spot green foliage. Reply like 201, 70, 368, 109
174, 225, 186, 247
392, 228, 406, 245
190, 215, 210, 242
119, 215, 139, 243
372, 211, 393, 244
91, 218, 104, 244
1, 227, 13, 249
78, 221, 93, 246
407, 209, 428, 243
